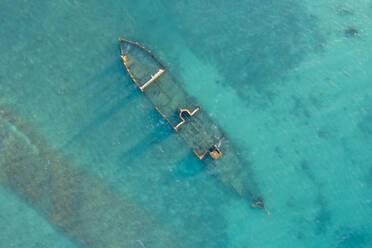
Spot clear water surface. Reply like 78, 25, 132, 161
0, 0, 372, 247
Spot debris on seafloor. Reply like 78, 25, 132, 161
345, 27, 360, 38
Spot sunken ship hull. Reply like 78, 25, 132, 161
119, 38, 267, 213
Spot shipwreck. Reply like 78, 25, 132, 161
119, 38, 269, 215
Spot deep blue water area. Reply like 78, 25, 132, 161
1, 0, 372, 247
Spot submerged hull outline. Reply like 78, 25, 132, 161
119, 38, 269, 214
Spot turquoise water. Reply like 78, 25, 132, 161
1, 0, 372, 247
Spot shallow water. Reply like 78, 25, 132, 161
1, 0, 372, 247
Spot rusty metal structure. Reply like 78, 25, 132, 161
119, 38, 268, 213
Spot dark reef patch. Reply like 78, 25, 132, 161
345, 27, 360, 38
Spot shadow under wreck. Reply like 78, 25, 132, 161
119, 38, 269, 215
